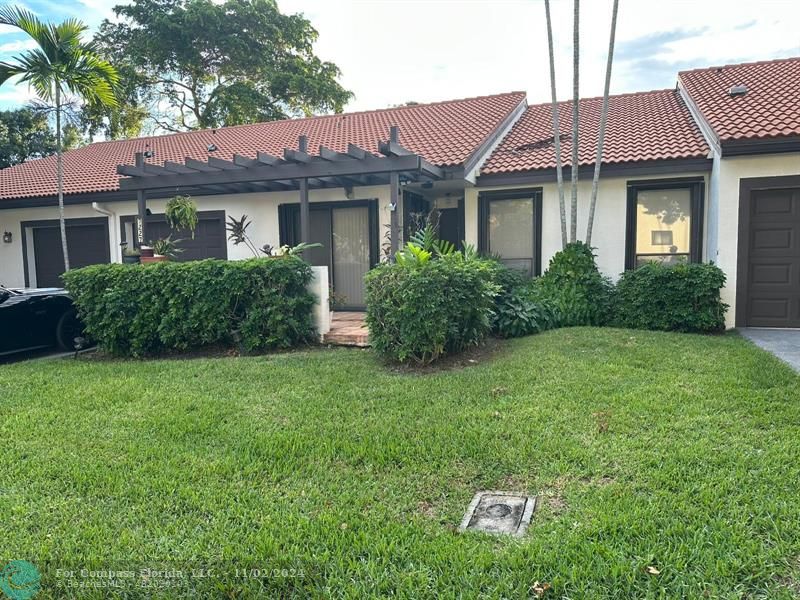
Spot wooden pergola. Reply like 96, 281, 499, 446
116, 126, 443, 255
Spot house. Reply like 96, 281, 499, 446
0, 57, 798, 327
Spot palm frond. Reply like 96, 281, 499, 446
0, 7, 118, 108
0, 61, 24, 86
0, 5, 57, 58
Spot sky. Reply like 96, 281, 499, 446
0, 0, 799, 115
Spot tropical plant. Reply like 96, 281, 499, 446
226, 214, 260, 257
407, 223, 457, 257
0, 6, 118, 271
164, 195, 198, 237
585, 0, 620, 245
395, 243, 432, 268
151, 235, 183, 258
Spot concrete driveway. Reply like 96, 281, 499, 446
739, 328, 800, 372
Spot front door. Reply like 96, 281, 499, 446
279, 200, 378, 310
743, 187, 800, 327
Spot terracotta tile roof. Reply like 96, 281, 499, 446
480, 89, 710, 176
0, 91, 525, 200
679, 57, 800, 142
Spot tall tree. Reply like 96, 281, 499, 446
569, 0, 580, 243
585, 0, 619, 245
0, 107, 56, 168
544, 0, 568, 249
0, 6, 118, 271
94, 0, 353, 133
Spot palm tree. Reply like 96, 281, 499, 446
0, 6, 118, 272
544, 0, 567, 249
569, 0, 580, 243
585, 0, 619, 245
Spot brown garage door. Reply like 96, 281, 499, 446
744, 187, 800, 327
30, 218, 110, 288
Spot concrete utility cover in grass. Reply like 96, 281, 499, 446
459, 491, 536, 537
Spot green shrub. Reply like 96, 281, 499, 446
535, 242, 615, 326
614, 261, 727, 333
365, 255, 498, 364
483, 261, 558, 338
492, 290, 559, 338
63, 257, 316, 356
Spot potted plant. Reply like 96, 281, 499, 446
142, 236, 183, 263
122, 247, 141, 264
165, 195, 198, 238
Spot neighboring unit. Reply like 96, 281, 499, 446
0, 57, 798, 328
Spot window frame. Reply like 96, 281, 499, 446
625, 178, 705, 270
478, 187, 543, 276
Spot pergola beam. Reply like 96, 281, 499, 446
257, 152, 286, 166
346, 143, 369, 160
118, 153, 438, 191
184, 158, 221, 172
207, 156, 243, 170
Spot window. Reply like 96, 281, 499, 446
479, 189, 542, 276
626, 179, 704, 269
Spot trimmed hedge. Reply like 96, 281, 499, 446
614, 261, 727, 333
365, 255, 498, 364
63, 257, 316, 356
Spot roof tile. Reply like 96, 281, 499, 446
481, 89, 709, 175
678, 57, 800, 142
0, 92, 525, 200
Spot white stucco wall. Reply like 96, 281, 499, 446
713, 152, 800, 328
0, 184, 393, 288
469, 172, 711, 280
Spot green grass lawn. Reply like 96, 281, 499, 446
1, 328, 799, 598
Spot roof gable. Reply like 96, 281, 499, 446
481, 89, 710, 176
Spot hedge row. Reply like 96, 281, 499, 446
63, 257, 315, 357
366, 241, 728, 364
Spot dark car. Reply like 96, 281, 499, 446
0, 285, 85, 356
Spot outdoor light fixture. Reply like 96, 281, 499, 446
2, 231, 11, 244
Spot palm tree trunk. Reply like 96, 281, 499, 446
56, 85, 70, 273
586, 0, 619, 246
544, 0, 567, 249
569, 0, 580, 243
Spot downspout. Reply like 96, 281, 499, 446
92, 202, 119, 263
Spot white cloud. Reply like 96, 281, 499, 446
279, 0, 800, 111
0, 39, 37, 53
1, 0, 799, 113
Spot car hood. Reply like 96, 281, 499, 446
8, 287, 70, 298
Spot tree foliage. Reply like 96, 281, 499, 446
0, 108, 56, 168
0, 108, 84, 168
93, 0, 353, 133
